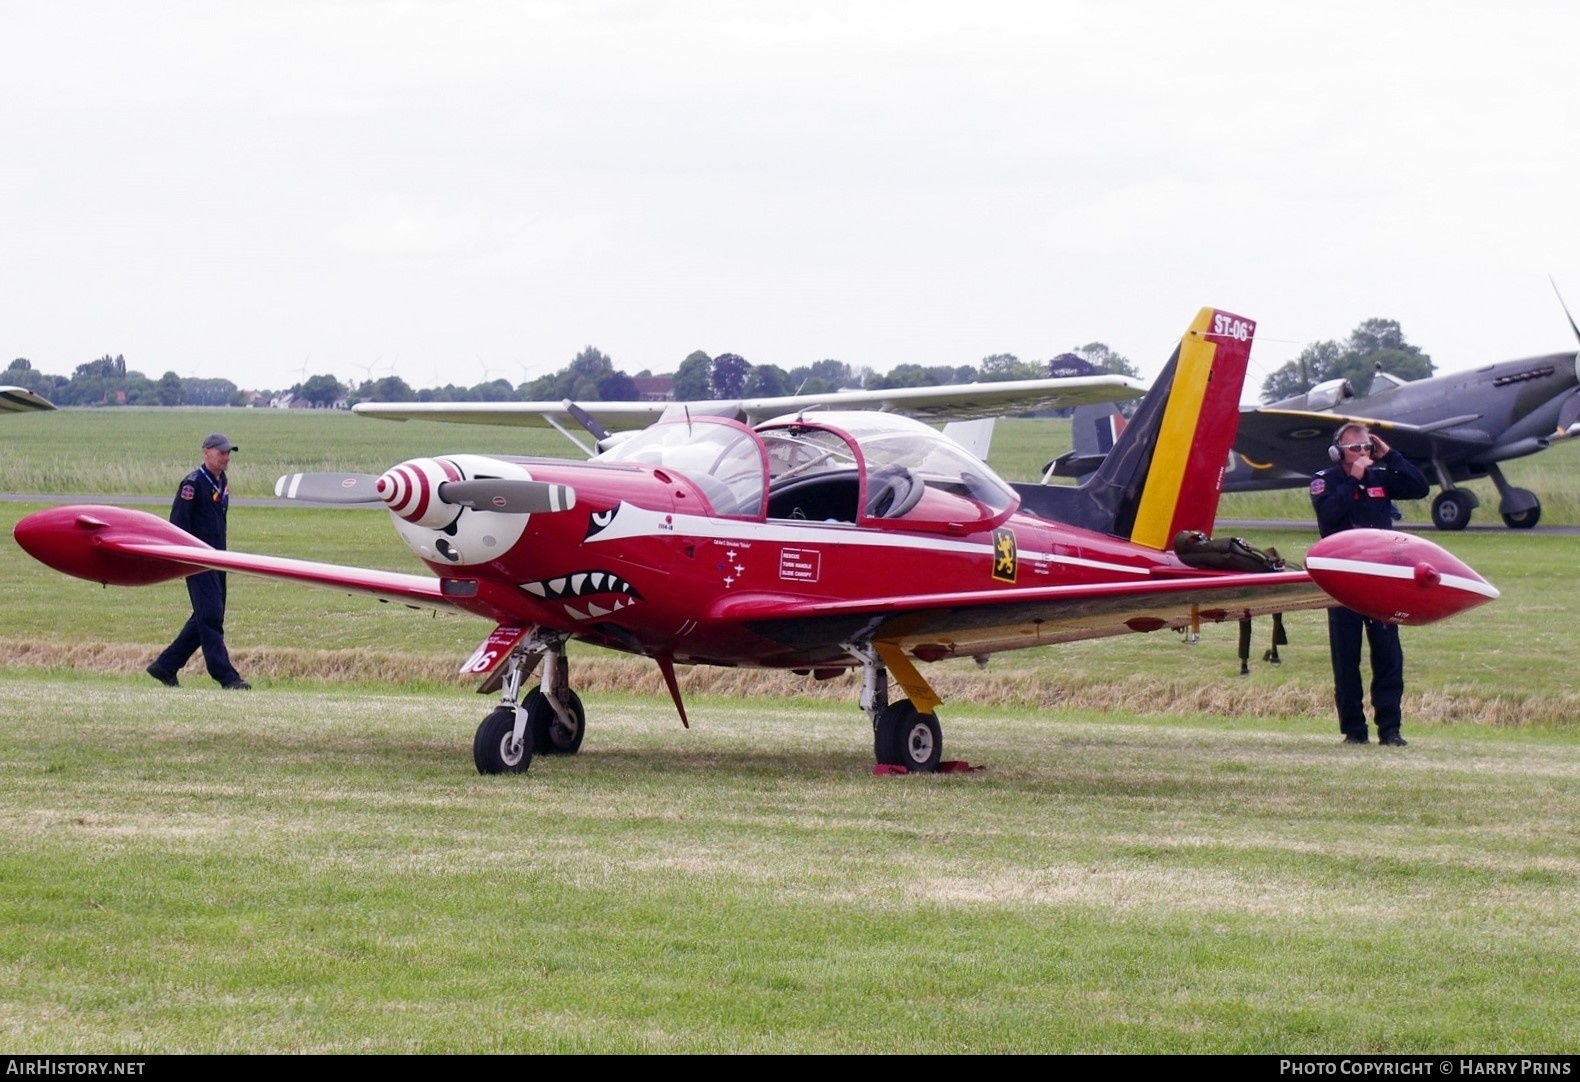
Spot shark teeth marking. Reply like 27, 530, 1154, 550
518, 568, 643, 611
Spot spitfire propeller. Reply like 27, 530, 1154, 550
277, 457, 574, 526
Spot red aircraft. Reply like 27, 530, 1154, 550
13, 308, 1499, 775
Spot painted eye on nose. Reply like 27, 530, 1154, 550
586, 507, 616, 538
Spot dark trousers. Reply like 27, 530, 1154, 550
1327, 606, 1404, 738
153, 570, 241, 686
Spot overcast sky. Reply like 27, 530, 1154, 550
5, 0, 1579, 400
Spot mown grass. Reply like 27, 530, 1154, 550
1, 677, 1577, 1053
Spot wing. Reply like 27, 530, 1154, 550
351, 399, 675, 433
12, 505, 525, 624
738, 375, 1147, 423
714, 528, 1498, 658
351, 375, 1146, 433
718, 571, 1334, 658
1232, 406, 1492, 480
2, 386, 55, 413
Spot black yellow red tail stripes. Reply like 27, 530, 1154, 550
1127, 308, 1255, 549
1010, 307, 1257, 549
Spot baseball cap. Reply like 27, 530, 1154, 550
202, 433, 239, 453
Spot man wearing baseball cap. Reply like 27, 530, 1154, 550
146, 432, 251, 690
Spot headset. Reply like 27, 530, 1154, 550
1328, 423, 1371, 462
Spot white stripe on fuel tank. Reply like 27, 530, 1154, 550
1305, 555, 1501, 599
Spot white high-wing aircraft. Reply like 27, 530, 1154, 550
350, 375, 1149, 458
2, 386, 55, 414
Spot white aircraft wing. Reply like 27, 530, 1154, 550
351, 375, 1147, 434
2, 386, 56, 413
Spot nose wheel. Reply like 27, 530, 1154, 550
472, 637, 584, 775
474, 706, 533, 774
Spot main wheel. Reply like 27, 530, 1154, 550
1431, 490, 1473, 531
473, 706, 533, 775
524, 686, 586, 756
873, 701, 943, 773
1501, 493, 1541, 529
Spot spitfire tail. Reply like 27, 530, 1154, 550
1012, 307, 1255, 550
1041, 401, 1126, 484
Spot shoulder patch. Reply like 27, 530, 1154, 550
179, 483, 196, 501
1309, 476, 1326, 496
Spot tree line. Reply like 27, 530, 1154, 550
3, 317, 1428, 410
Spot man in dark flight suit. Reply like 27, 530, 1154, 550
1310, 422, 1428, 745
147, 433, 251, 690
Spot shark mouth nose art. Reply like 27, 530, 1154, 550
520, 569, 642, 621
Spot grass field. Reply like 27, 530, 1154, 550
1, 680, 1576, 1053
2, 407, 1578, 1052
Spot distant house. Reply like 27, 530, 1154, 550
267, 392, 347, 410
632, 376, 674, 402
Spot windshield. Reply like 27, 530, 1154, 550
597, 418, 766, 516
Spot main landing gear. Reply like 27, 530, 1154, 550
854, 643, 945, 773
1427, 464, 1541, 531
473, 636, 586, 775
473, 635, 954, 775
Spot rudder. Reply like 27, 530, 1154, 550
1128, 307, 1255, 548
1011, 307, 1256, 549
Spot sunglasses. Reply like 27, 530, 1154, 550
1339, 442, 1372, 453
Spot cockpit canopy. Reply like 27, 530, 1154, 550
597, 410, 1017, 526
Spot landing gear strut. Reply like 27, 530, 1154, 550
1485, 463, 1541, 529
851, 642, 944, 773
473, 633, 585, 775
1428, 463, 1543, 531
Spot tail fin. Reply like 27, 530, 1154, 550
1042, 402, 1127, 483
1011, 307, 1255, 549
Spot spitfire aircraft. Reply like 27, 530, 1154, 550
1052, 342, 1580, 531
1224, 332, 1580, 531
12, 308, 1499, 776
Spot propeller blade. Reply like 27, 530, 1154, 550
563, 399, 613, 442
275, 472, 384, 503
437, 479, 575, 514
1550, 275, 1580, 346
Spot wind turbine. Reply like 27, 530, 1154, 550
476, 357, 505, 385
350, 356, 381, 390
